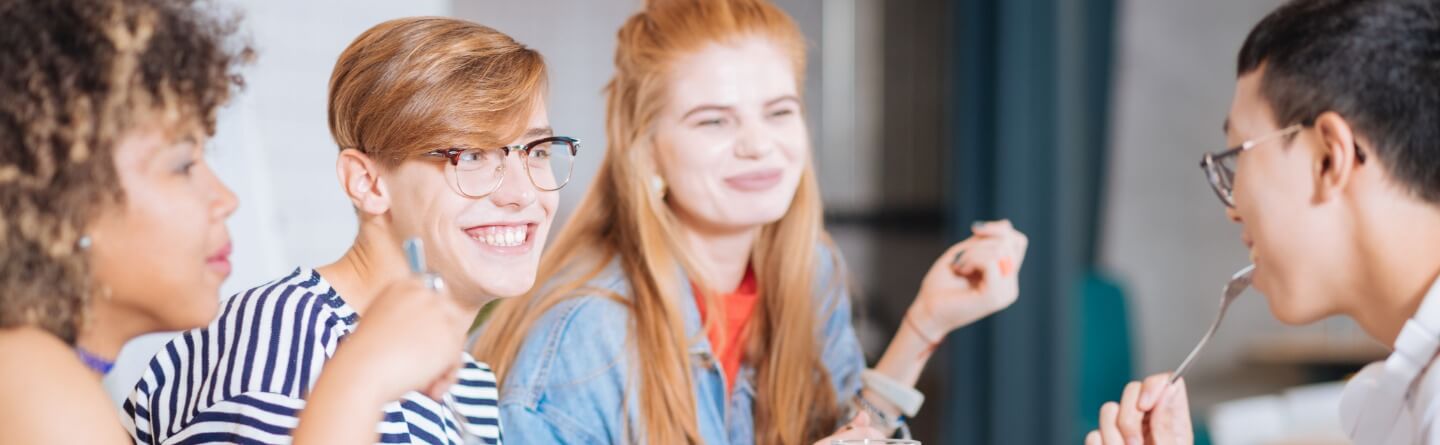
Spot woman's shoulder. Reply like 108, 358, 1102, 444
0, 326, 94, 384
813, 238, 849, 278
501, 264, 637, 396
521, 257, 638, 345
0, 325, 84, 371
811, 238, 854, 306
0, 327, 130, 443
513, 292, 634, 369
495, 293, 633, 438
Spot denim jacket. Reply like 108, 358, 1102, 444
493, 245, 866, 444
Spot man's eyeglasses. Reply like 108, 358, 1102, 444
1199, 124, 1305, 208
423, 136, 580, 198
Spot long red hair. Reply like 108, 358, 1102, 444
474, 1, 842, 443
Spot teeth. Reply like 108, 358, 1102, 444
470, 225, 527, 247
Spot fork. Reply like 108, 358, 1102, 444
1170, 264, 1255, 384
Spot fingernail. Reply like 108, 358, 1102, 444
1127, 439, 1142, 445
971, 220, 988, 230
1140, 390, 1156, 407
998, 256, 1015, 276
1167, 379, 1185, 397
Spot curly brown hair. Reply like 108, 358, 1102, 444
0, 0, 250, 343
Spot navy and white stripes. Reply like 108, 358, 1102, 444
121, 268, 503, 444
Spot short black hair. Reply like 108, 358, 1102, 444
1238, 0, 1440, 202
0, 0, 249, 343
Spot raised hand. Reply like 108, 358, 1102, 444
907, 220, 1029, 339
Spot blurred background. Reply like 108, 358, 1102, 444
101, 0, 1382, 443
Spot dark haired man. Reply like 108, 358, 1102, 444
1087, 0, 1440, 443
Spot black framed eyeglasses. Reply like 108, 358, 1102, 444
1199, 124, 1305, 208
423, 136, 580, 198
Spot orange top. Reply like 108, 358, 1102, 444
693, 267, 759, 395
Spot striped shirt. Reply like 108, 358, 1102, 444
121, 268, 503, 444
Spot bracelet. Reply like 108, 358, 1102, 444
856, 394, 916, 440
903, 314, 941, 356
861, 369, 925, 418
856, 395, 903, 434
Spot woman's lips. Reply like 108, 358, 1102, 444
206, 242, 232, 277
723, 168, 783, 192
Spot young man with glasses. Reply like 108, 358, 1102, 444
1086, 0, 1440, 444
122, 18, 579, 445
